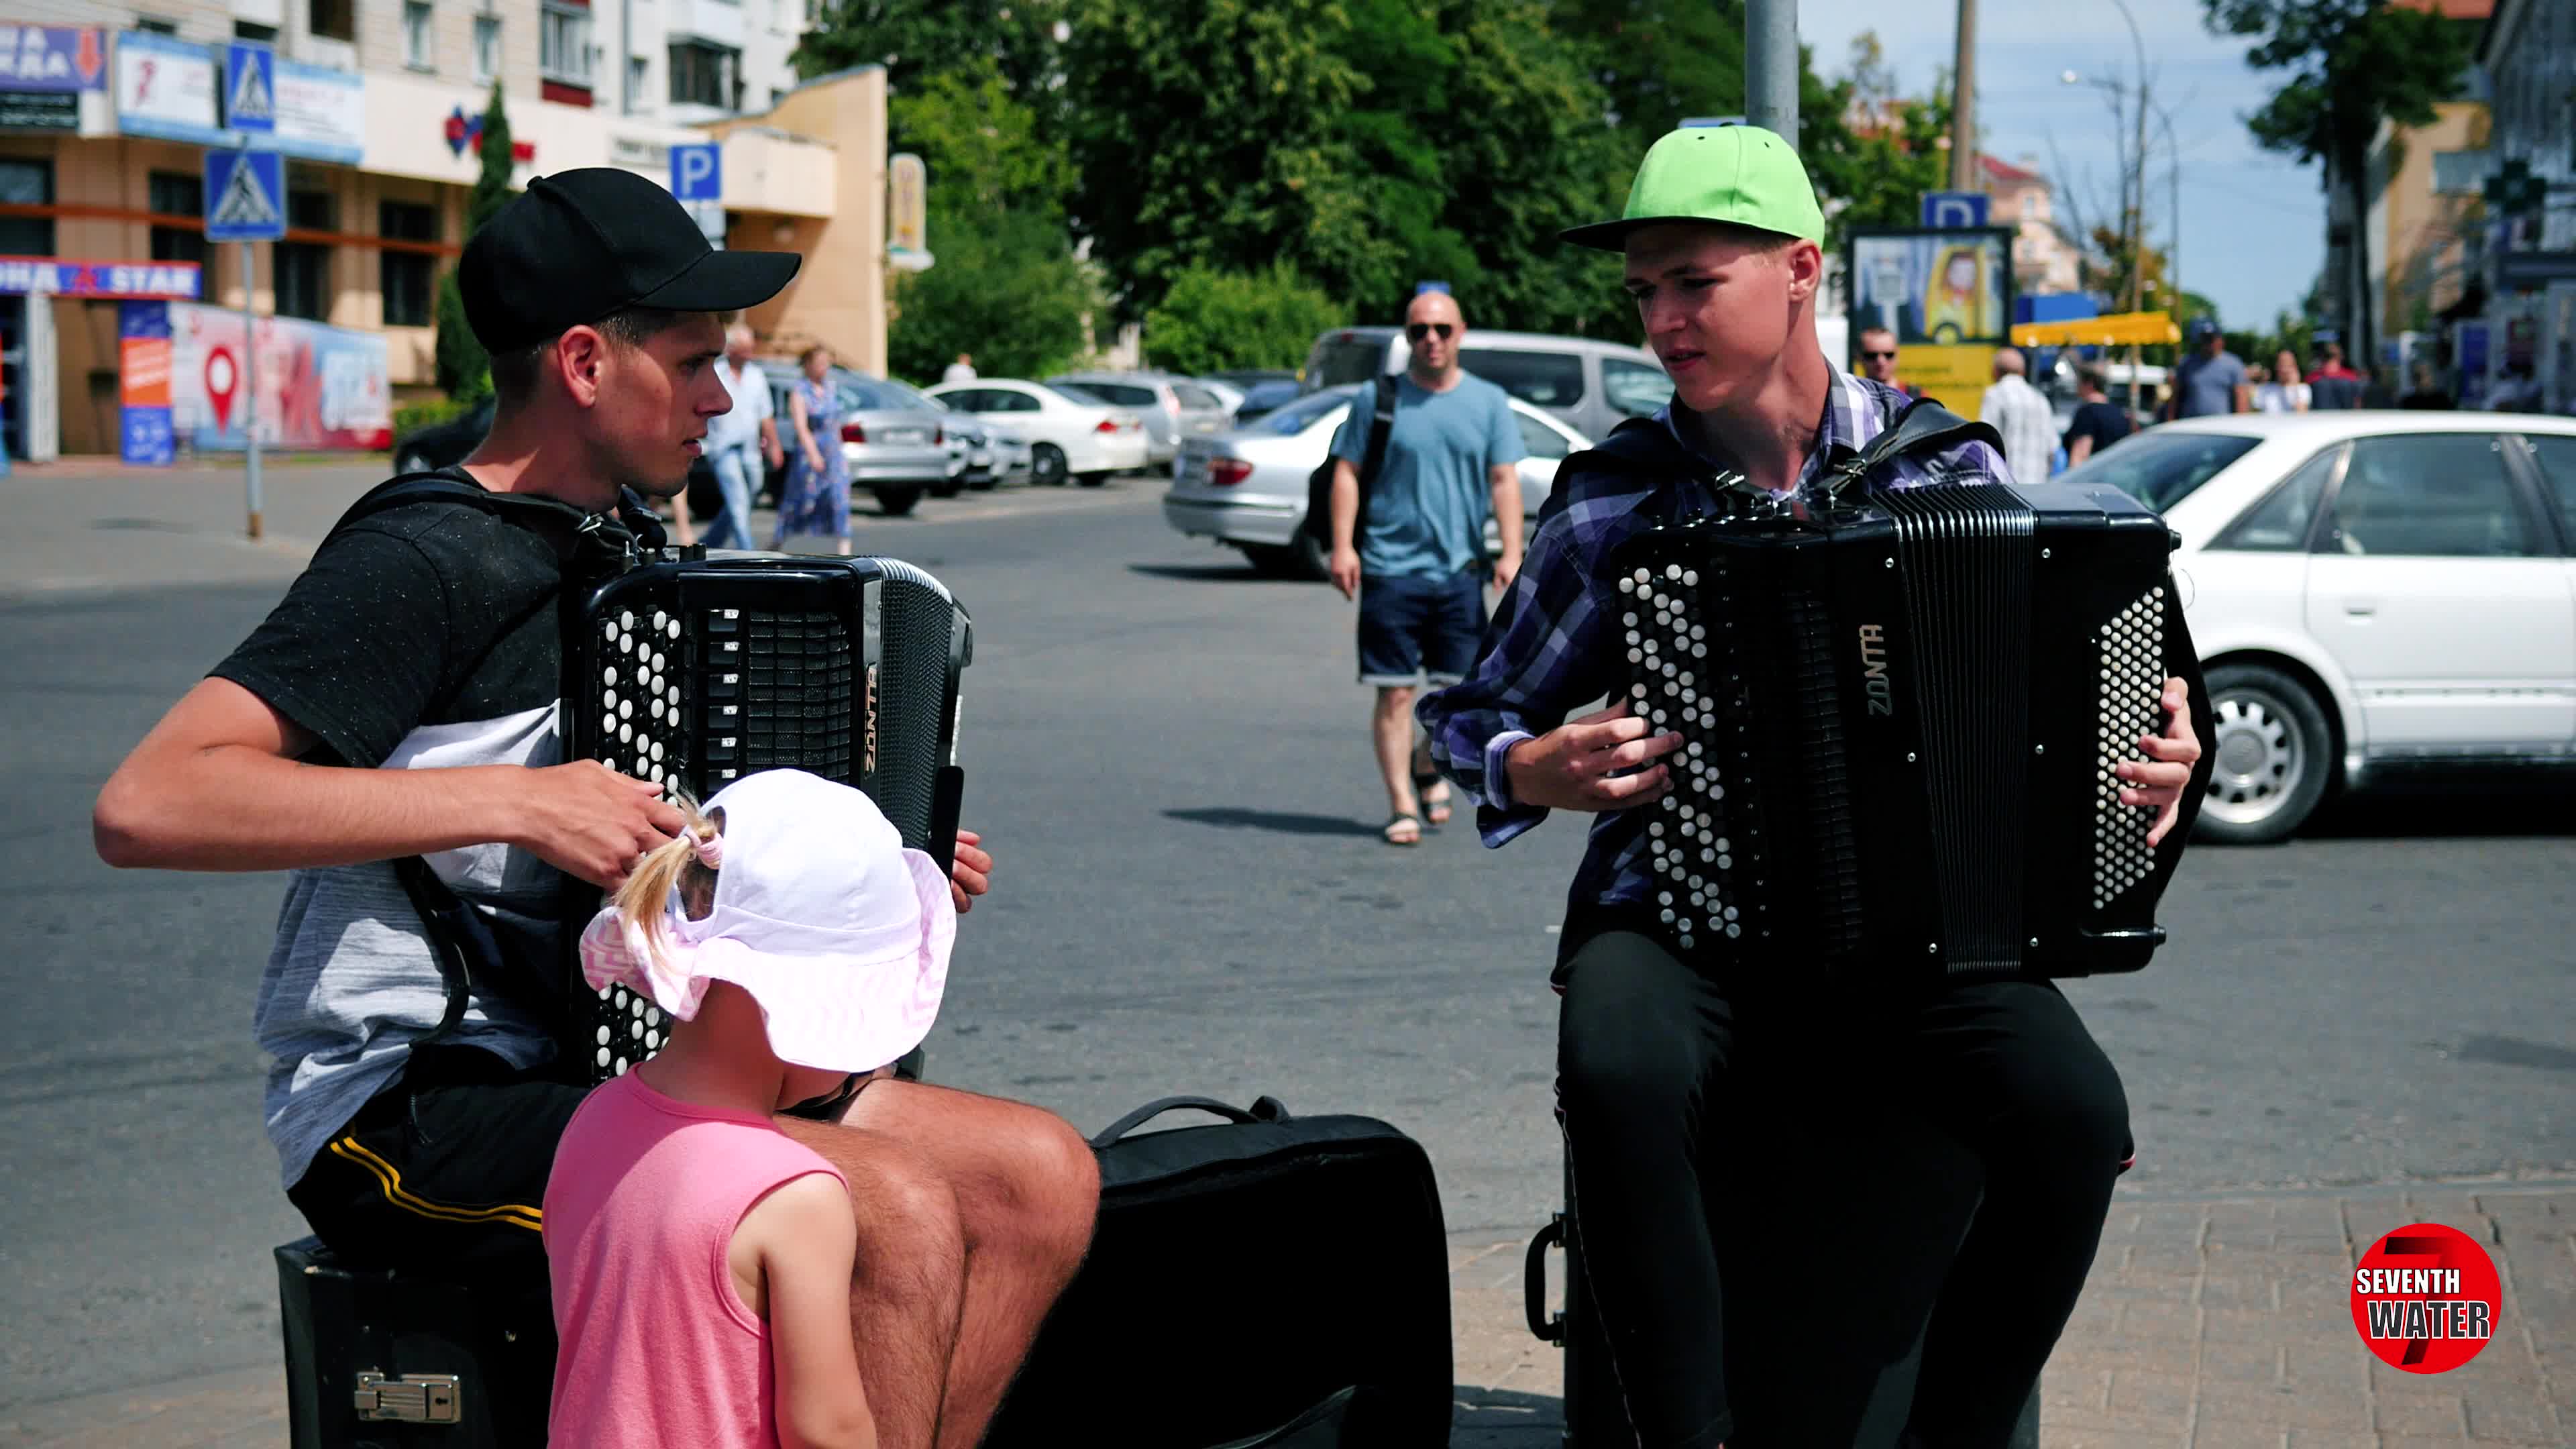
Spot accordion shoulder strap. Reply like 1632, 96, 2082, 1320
324, 471, 670, 561
1824, 396, 2006, 498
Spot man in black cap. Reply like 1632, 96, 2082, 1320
96, 170, 1099, 1449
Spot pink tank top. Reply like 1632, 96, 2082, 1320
544, 1071, 846, 1448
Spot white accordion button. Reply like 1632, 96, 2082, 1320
602, 666, 616, 685
1682, 570, 1699, 586
619, 610, 635, 631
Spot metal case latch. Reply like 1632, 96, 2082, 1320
354, 1371, 463, 1424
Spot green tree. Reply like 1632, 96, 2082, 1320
1144, 264, 1346, 375
1799, 34, 1956, 282
885, 212, 1093, 383
433, 81, 515, 400
2202, 0, 2474, 369
1548, 0, 1747, 147
794, 0, 1068, 122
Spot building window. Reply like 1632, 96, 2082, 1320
379, 201, 437, 327
276, 190, 335, 323
473, 15, 500, 82
135, 16, 178, 34
629, 54, 648, 103
2020, 191, 2037, 221
234, 20, 279, 42
802, 0, 820, 22
667, 40, 741, 110
148, 172, 205, 266
403, 1, 433, 68
310, 0, 355, 42
0, 158, 52, 256
541, 3, 594, 87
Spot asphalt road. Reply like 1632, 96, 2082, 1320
3, 462, 2573, 1417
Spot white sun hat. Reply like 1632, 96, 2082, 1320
576, 768, 955, 1075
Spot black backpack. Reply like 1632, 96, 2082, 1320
1298, 374, 1401, 549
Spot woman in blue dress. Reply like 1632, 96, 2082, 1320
772, 344, 854, 555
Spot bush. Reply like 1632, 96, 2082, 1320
393, 396, 479, 441
886, 209, 1095, 383
1144, 264, 1346, 378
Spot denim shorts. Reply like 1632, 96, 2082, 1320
1357, 569, 1487, 688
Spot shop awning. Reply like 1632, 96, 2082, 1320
2010, 311, 2182, 347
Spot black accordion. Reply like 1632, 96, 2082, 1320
1605, 481, 2206, 982
558, 547, 972, 1082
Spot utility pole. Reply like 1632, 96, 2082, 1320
1949, 0, 1977, 191
1746, 0, 1799, 147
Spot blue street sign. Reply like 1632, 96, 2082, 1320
670, 143, 721, 201
205, 148, 285, 241
1414, 280, 1450, 294
224, 41, 275, 133
1921, 191, 1990, 229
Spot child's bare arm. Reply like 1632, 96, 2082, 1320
750, 1173, 875, 1449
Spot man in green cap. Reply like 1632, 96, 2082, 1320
1417, 126, 2204, 1446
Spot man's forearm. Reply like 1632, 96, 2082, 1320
1490, 467, 1523, 560
1330, 458, 1360, 552
97, 747, 529, 873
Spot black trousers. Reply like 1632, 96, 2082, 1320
1556, 920, 2131, 1449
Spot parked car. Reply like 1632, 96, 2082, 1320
1048, 370, 1234, 469
1203, 368, 1299, 392
1302, 327, 1673, 443
1163, 382, 1589, 579
1228, 378, 1305, 423
2070, 411, 2576, 843
392, 398, 494, 475
869, 375, 1014, 493
924, 378, 1150, 486
759, 363, 953, 517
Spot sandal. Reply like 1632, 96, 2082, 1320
1382, 812, 1424, 847
1411, 765, 1453, 827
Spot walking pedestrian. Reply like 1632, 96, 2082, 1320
2062, 365, 2133, 466
2171, 319, 2249, 418
774, 345, 855, 556
1324, 288, 1526, 847
1979, 347, 2058, 474
682, 324, 782, 550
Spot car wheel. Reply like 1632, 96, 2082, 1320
874, 487, 923, 517
930, 479, 964, 499
968, 472, 1000, 492
2196, 662, 2334, 844
1077, 472, 1110, 488
1239, 538, 1333, 582
1030, 444, 1068, 487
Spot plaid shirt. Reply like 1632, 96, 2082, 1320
1417, 367, 2015, 914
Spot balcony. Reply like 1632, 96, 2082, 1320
664, 0, 746, 50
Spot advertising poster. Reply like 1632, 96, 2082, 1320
1848, 227, 2016, 421
168, 301, 392, 451
118, 300, 174, 465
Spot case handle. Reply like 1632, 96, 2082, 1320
1089, 1094, 1290, 1149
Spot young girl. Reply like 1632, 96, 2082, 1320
545, 768, 956, 1449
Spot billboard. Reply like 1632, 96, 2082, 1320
1847, 227, 2016, 421
168, 302, 392, 451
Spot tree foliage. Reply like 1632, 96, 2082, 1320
1799, 34, 1956, 280
1144, 264, 1346, 376
2202, 0, 2473, 362
433, 81, 515, 400
794, 0, 1068, 114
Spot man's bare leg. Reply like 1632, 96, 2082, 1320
1374, 684, 1419, 825
838, 1080, 1099, 1448
775, 1118, 968, 1449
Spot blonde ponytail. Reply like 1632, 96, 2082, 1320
612, 796, 722, 971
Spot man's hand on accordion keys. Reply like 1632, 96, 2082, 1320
517, 760, 692, 890
2124, 676, 2204, 849
1502, 700, 1685, 813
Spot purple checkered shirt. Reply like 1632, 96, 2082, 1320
1416, 367, 2015, 915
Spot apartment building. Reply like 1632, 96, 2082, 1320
0, 5, 880, 458
1977, 154, 2082, 298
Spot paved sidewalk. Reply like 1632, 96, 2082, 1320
2, 1188, 2566, 1446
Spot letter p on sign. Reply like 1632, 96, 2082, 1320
671, 144, 721, 202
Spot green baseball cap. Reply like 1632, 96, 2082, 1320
1560, 124, 1827, 251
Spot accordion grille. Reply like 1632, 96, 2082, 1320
2093, 587, 2168, 908
740, 610, 855, 778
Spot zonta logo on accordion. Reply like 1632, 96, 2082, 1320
1857, 623, 1892, 716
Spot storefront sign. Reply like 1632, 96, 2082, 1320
0, 26, 107, 91
0, 256, 202, 299
0, 91, 78, 130
119, 301, 174, 466
442, 104, 536, 163
114, 30, 218, 144
170, 301, 392, 451
268, 54, 362, 164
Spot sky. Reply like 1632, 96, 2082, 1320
1802, 0, 2329, 331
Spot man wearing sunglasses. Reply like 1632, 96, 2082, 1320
1854, 325, 1923, 400
1324, 288, 1527, 847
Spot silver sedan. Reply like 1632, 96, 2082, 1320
1163, 384, 1589, 579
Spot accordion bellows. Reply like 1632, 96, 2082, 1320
561, 553, 971, 1082
1605, 481, 2200, 983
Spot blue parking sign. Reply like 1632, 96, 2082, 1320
670, 144, 721, 201
1920, 191, 1990, 229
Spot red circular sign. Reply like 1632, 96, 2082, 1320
2350, 1222, 2500, 1374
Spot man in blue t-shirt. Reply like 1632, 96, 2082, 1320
2170, 318, 2250, 418
1324, 288, 1526, 846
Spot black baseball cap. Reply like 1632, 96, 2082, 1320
460, 167, 802, 354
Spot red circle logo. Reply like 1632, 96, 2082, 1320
2350, 1222, 2501, 1373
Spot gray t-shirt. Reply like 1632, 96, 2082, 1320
2174, 350, 2247, 418
213, 480, 577, 1187
1330, 373, 1525, 579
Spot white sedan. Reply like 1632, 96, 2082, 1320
922, 378, 1150, 487
2070, 411, 2576, 842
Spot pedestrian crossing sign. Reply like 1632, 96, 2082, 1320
205, 148, 285, 241
224, 42, 274, 133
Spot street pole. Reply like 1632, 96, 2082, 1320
1949, 0, 1977, 191
1746, 0, 1799, 148
241, 238, 261, 540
